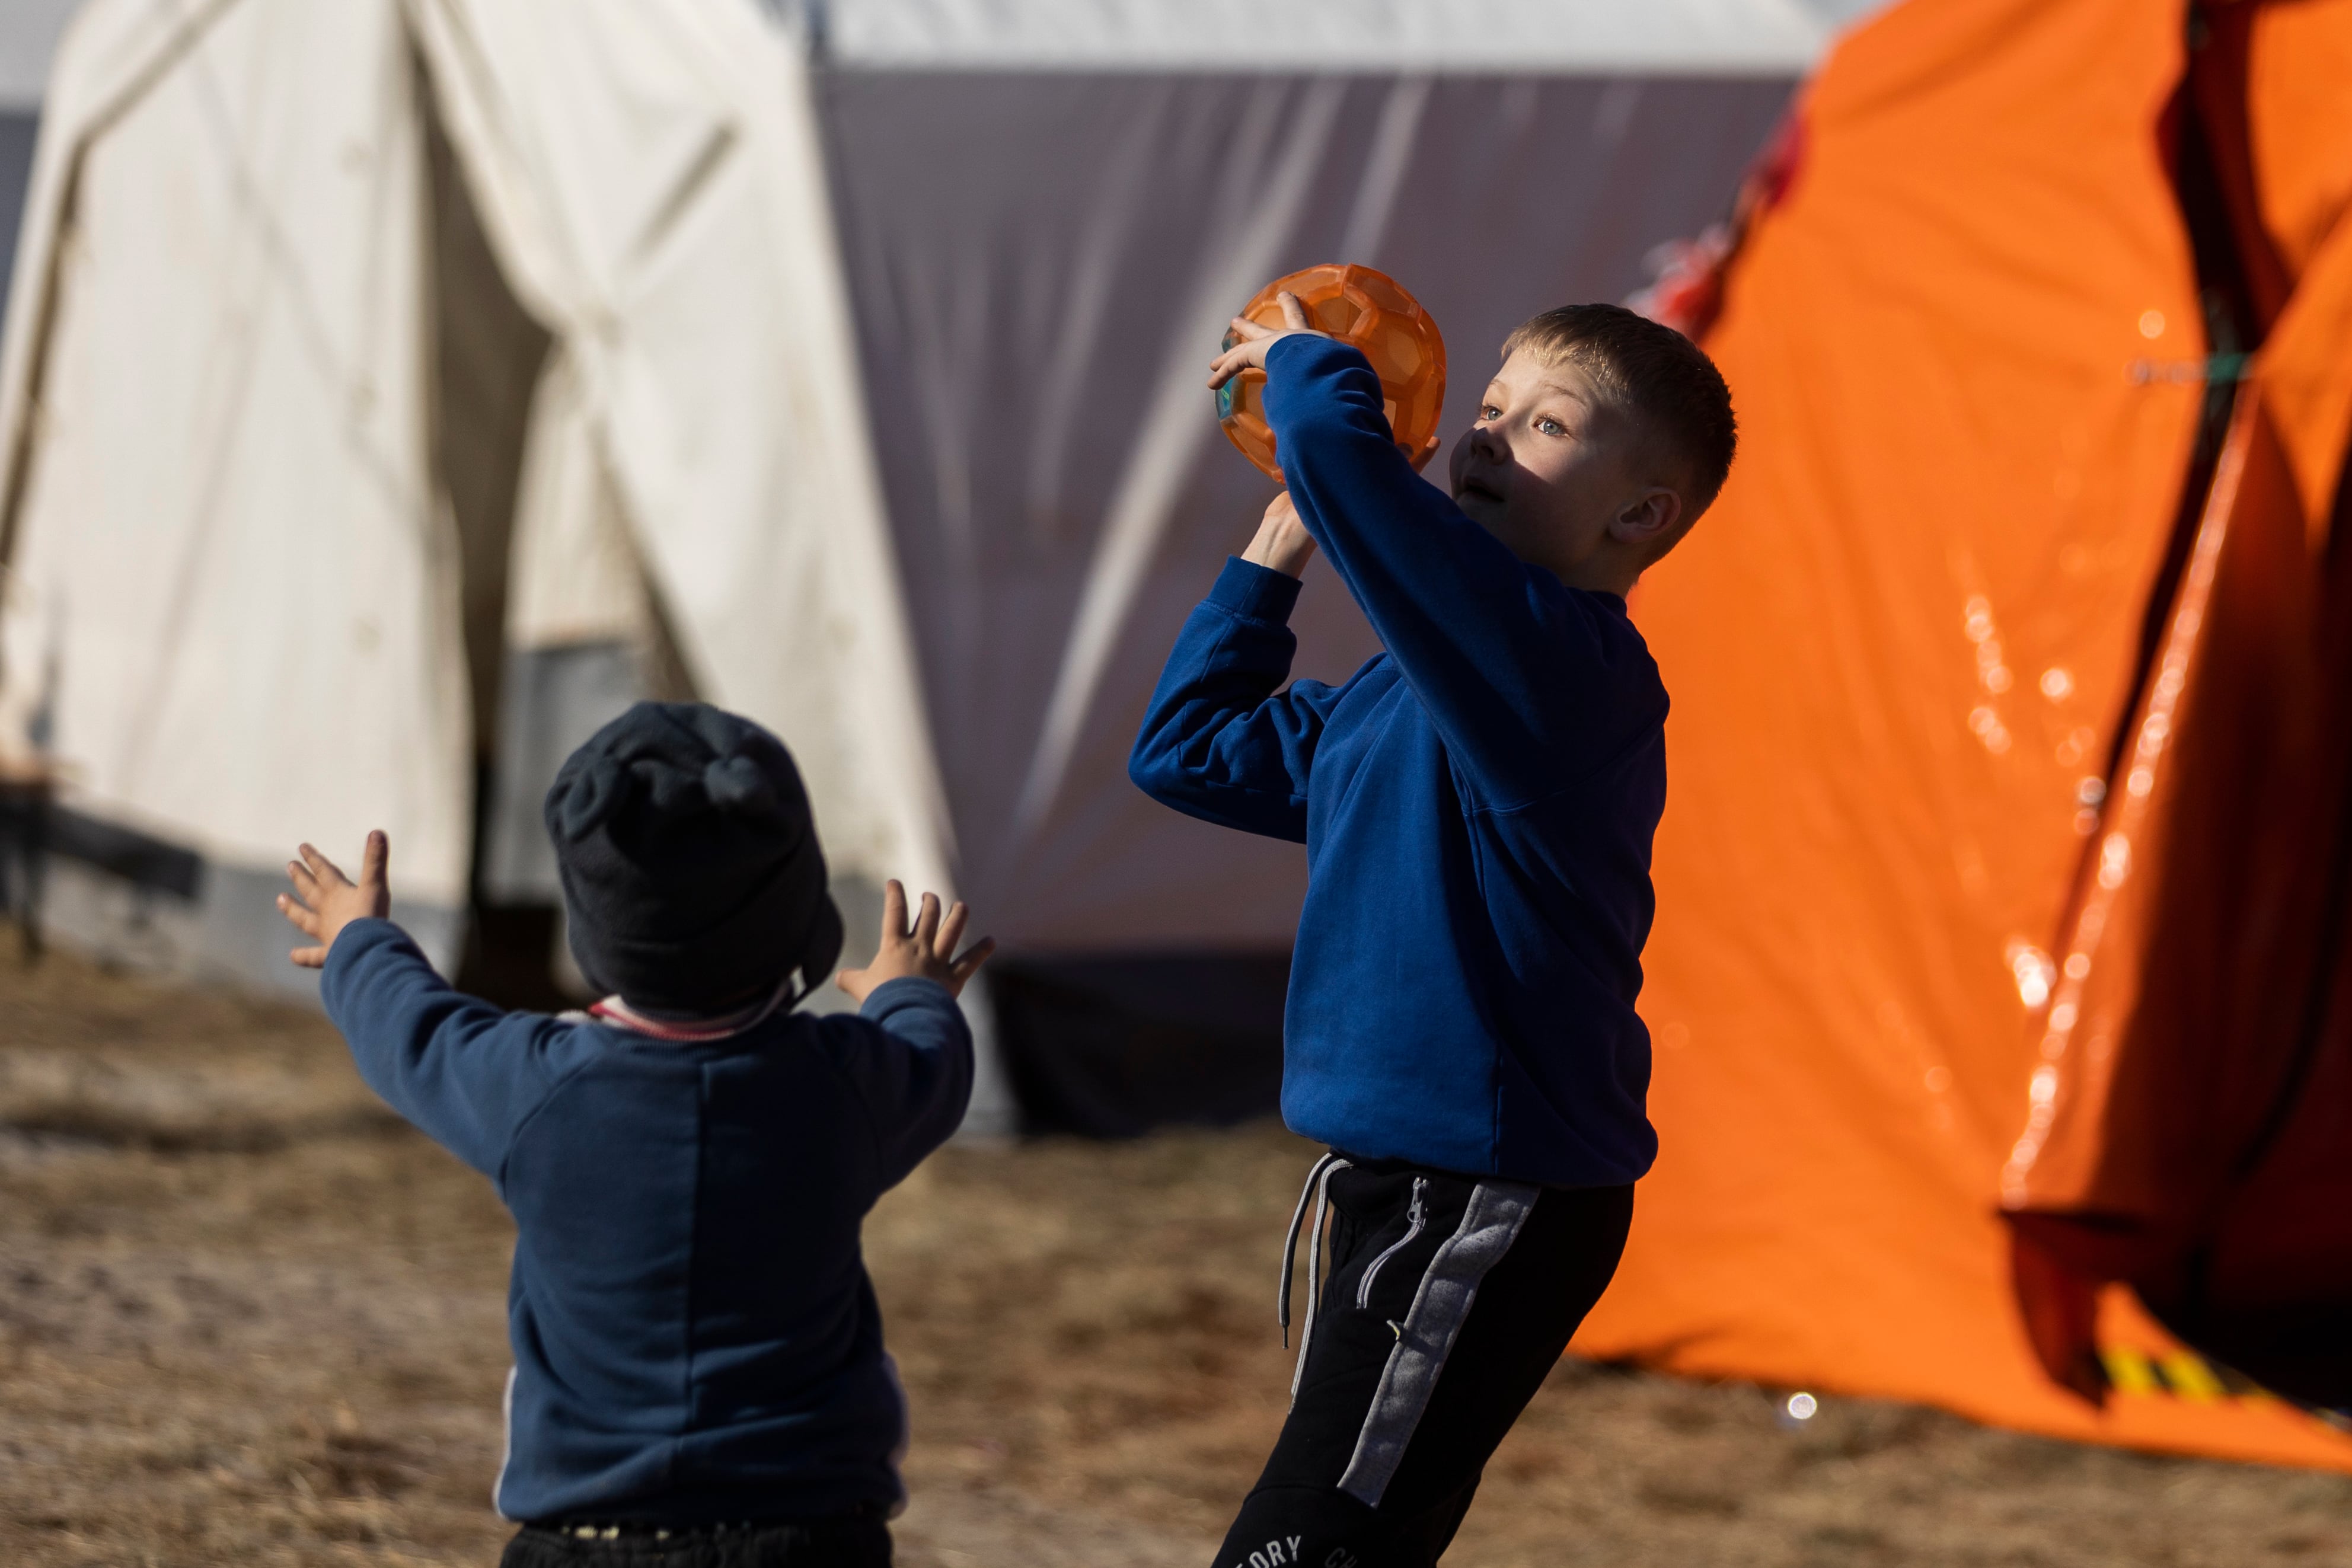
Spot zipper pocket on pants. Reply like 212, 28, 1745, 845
1356, 1176, 1428, 1309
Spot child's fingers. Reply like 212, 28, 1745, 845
359, 829, 388, 889
912, 891, 942, 950
1276, 290, 1310, 330
949, 937, 996, 985
287, 857, 320, 901
298, 842, 350, 890
934, 900, 969, 960
289, 944, 328, 969
276, 892, 324, 939
1208, 336, 1271, 387
1228, 314, 1274, 343
878, 880, 908, 941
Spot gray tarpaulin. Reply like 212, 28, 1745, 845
819, 70, 1794, 954
0, 0, 83, 333
812, 57, 1792, 1129
0, 116, 34, 330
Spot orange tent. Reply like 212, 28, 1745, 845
1576, 0, 2352, 1467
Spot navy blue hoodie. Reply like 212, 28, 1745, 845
1129, 334, 1664, 1187
319, 919, 971, 1523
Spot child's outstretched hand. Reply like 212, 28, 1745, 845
836, 879, 994, 1004
277, 832, 391, 969
1207, 290, 1329, 391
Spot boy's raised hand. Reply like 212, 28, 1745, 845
1207, 290, 1329, 391
1243, 488, 1319, 579
1238, 442, 1447, 582
277, 831, 391, 969
836, 879, 995, 1004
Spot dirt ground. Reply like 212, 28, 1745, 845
3, 950, 2350, 1567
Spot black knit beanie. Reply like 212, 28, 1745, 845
544, 701, 843, 1014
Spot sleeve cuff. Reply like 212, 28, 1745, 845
1208, 556, 1304, 624
1266, 333, 1373, 382
318, 917, 424, 1015
323, 916, 410, 975
860, 975, 958, 1020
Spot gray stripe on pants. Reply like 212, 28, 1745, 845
1336, 1179, 1539, 1508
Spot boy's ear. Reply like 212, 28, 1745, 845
1610, 487, 1684, 548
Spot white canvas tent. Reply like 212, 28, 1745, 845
0, 0, 1872, 1134
0, 0, 985, 1104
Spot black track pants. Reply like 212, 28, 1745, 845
1214, 1159, 1633, 1568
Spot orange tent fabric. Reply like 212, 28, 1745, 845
2004, 381, 2352, 1401
2007, 0, 2352, 1415
1575, 0, 2352, 1467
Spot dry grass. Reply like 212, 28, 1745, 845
2, 947, 2350, 1566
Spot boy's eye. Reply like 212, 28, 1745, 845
1536, 418, 1564, 436
1479, 405, 1501, 421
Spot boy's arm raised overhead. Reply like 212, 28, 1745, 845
1269, 336, 1662, 809
280, 835, 567, 1178
1208, 304, 1667, 813
1126, 491, 1355, 844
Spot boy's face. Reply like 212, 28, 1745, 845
1447, 351, 1681, 594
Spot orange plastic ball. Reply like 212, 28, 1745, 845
1216, 263, 1448, 483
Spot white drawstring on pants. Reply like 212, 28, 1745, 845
1278, 1152, 1352, 1404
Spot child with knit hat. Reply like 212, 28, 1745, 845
276, 701, 991, 1567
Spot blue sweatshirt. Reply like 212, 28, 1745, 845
319, 919, 971, 1524
1129, 334, 1664, 1187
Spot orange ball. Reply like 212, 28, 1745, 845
1216, 263, 1448, 484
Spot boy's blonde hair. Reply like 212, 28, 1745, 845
1502, 304, 1738, 516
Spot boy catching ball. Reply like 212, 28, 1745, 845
277, 702, 991, 1567
1131, 297, 1735, 1566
